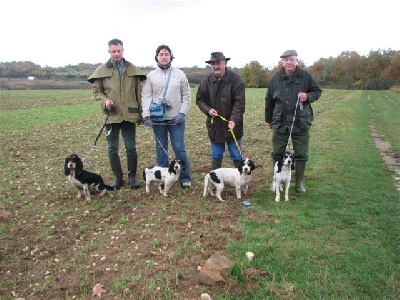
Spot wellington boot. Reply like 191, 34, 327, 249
109, 153, 124, 190
211, 159, 222, 170
127, 154, 140, 189
233, 160, 242, 168
295, 160, 307, 193
269, 158, 278, 191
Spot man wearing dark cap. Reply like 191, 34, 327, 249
265, 50, 322, 193
196, 52, 246, 170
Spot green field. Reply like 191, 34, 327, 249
0, 88, 399, 299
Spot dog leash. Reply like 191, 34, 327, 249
82, 112, 111, 164
286, 93, 302, 151
211, 114, 243, 159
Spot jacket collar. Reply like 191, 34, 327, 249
106, 58, 131, 68
280, 65, 302, 80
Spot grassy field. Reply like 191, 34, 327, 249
0, 88, 399, 299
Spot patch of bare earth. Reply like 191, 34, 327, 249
370, 121, 400, 191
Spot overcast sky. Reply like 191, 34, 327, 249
1, 0, 398, 69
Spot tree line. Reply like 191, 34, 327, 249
241, 49, 400, 90
1, 49, 399, 90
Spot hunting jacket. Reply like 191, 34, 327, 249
88, 59, 147, 124
196, 69, 245, 143
265, 66, 322, 133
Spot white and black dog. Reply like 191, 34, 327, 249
270, 151, 295, 202
64, 153, 115, 201
203, 158, 256, 202
143, 158, 185, 196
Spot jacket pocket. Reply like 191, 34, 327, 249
296, 109, 312, 130
128, 107, 140, 113
272, 112, 282, 126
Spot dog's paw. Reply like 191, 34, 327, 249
275, 198, 280, 202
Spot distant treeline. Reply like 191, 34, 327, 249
1, 49, 399, 90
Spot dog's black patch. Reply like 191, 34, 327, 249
277, 161, 283, 173
210, 171, 221, 184
154, 170, 162, 180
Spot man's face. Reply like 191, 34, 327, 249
157, 48, 172, 66
109, 44, 124, 62
281, 55, 297, 74
210, 60, 227, 79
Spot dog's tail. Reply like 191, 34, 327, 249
203, 173, 210, 197
105, 184, 116, 191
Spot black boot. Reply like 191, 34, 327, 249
109, 153, 124, 190
211, 159, 222, 170
269, 158, 278, 191
127, 153, 140, 189
233, 160, 242, 168
295, 160, 307, 193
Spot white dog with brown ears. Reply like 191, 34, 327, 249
271, 151, 295, 202
203, 157, 256, 202
143, 158, 185, 196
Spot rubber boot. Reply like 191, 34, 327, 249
269, 158, 278, 191
127, 153, 140, 189
295, 160, 307, 193
109, 153, 124, 190
233, 160, 242, 168
211, 159, 222, 170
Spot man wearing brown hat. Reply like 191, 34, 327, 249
196, 52, 245, 170
265, 50, 322, 193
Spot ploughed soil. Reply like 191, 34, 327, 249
0, 104, 273, 299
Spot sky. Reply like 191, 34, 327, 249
1, 0, 399, 69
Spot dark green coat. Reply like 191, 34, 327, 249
265, 66, 322, 133
88, 59, 147, 124
196, 69, 245, 143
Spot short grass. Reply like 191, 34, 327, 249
0, 88, 399, 299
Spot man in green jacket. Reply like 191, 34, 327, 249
88, 38, 146, 189
265, 50, 322, 193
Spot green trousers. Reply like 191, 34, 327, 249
271, 129, 310, 161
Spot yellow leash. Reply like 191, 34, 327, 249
211, 115, 243, 159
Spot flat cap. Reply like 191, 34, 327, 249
280, 50, 298, 58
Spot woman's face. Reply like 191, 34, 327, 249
157, 48, 171, 65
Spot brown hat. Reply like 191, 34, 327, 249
205, 52, 230, 63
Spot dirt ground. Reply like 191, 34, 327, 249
0, 110, 273, 299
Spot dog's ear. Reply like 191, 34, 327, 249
76, 156, 83, 176
180, 159, 186, 169
277, 160, 283, 173
64, 157, 70, 175
250, 160, 256, 171
168, 162, 176, 174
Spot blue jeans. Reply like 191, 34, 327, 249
210, 139, 242, 161
152, 123, 191, 184
105, 121, 137, 157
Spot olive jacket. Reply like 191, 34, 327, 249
196, 69, 245, 143
265, 66, 322, 133
88, 59, 147, 124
